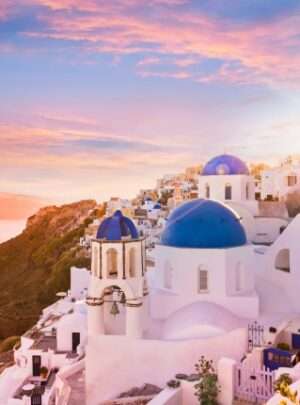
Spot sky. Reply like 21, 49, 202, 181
0, 0, 300, 203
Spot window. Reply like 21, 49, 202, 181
275, 249, 290, 273
205, 183, 210, 199
129, 248, 136, 277
246, 183, 250, 200
198, 269, 208, 293
287, 175, 297, 187
92, 244, 99, 276
225, 183, 232, 200
106, 248, 118, 278
164, 262, 173, 289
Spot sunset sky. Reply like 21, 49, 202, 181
1, 0, 300, 203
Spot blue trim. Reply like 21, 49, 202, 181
263, 348, 292, 371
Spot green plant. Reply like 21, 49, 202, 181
194, 356, 219, 405
275, 374, 298, 405
274, 374, 293, 393
40, 366, 48, 378
277, 342, 290, 351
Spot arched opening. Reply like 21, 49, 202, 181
164, 262, 173, 289
91, 244, 99, 276
275, 249, 290, 272
246, 183, 250, 200
225, 183, 232, 200
102, 286, 126, 335
106, 248, 118, 278
205, 183, 210, 199
287, 174, 297, 187
129, 247, 136, 278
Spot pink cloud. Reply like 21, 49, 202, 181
2, 1, 300, 85
137, 57, 161, 66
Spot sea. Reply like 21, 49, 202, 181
0, 220, 26, 243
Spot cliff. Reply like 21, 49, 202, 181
0, 200, 104, 340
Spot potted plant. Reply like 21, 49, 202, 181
194, 356, 220, 405
40, 366, 48, 379
277, 342, 290, 351
167, 380, 181, 389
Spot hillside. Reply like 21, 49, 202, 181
0, 192, 48, 220
0, 200, 104, 340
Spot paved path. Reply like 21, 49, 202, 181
67, 369, 86, 405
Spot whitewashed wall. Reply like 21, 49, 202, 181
198, 174, 255, 203
70, 267, 90, 300
260, 215, 300, 313
152, 245, 258, 319
86, 329, 247, 404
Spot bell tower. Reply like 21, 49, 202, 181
87, 211, 147, 339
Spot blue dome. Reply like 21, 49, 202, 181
202, 154, 249, 176
97, 210, 138, 241
161, 199, 246, 249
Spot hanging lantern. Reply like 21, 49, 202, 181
110, 301, 120, 316
120, 292, 126, 305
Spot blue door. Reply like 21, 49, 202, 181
292, 334, 300, 349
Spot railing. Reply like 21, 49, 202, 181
235, 364, 274, 404
248, 321, 264, 352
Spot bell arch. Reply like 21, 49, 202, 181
129, 247, 136, 278
106, 248, 118, 279
275, 249, 290, 273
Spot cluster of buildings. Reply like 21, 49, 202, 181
3, 154, 300, 404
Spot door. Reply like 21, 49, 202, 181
72, 332, 80, 352
32, 355, 41, 377
31, 394, 42, 405
292, 334, 300, 349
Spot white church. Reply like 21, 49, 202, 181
3, 154, 300, 405
82, 154, 300, 403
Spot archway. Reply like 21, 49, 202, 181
205, 183, 210, 199
106, 248, 118, 278
246, 183, 250, 200
102, 285, 127, 335
225, 183, 232, 200
129, 247, 136, 278
275, 249, 290, 273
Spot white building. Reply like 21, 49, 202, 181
84, 188, 300, 403
5, 156, 300, 405
85, 202, 258, 402
261, 163, 300, 201
106, 197, 132, 216
198, 154, 257, 213
87, 210, 148, 339
198, 154, 289, 245
154, 199, 258, 319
